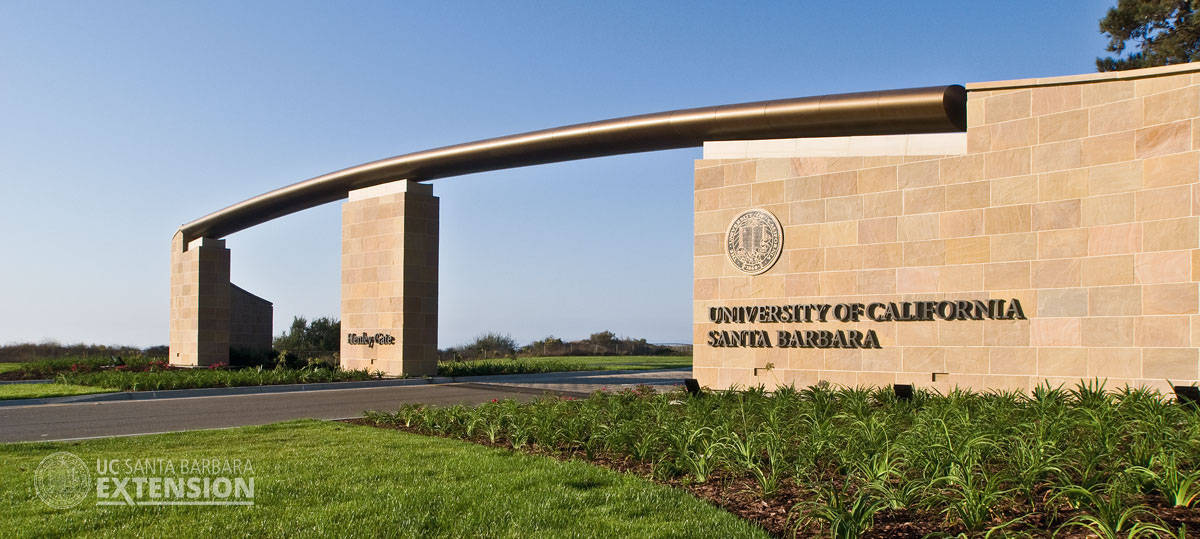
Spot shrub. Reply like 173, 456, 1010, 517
437, 358, 573, 377
0, 342, 159, 363
439, 333, 518, 362
57, 365, 373, 391
273, 316, 341, 354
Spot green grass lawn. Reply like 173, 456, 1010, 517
0, 419, 764, 537
538, 355, 691, 370
0, 383, 116, 400
438, 355, 691, 377
0, 362, 24, 374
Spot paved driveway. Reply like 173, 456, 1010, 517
0, 368, 690, 443
0, 383, 548, 443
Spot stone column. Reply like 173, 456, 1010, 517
169, 233, 231, 367
341, 180, 439, 376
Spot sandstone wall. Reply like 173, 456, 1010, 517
694, 64, 1200, 393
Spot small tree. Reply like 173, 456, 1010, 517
467, 332, 517, 359
588, 331, 616, 346
525, 335, 564, 356
274, 316, 341, 352
1098, 0, 1200, 71
306, 317, 341, 352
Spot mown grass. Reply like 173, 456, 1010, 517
0, 420, 765, 537
56, 366, 376, 391
0, 362, 24, 374
363, 382, 1200, 537
437, 355, 691, 377
0, 383, 116, 400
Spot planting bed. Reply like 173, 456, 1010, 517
0, 356, 375, 392
436, 355, 691, 377
56, 365, 375, 391
360, 383, 1200, 537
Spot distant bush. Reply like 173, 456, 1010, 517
57, 365, 375, 391
438, 333, 518, 362
0, 342, 162, 363
522, 332, 685, 357
274, 316, 341, 353
438, 331, 687, 362
0, 355, 169, 380
437, 358, 573, 377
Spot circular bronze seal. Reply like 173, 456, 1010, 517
726, 208, 783, 275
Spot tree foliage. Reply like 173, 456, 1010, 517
588, 331, 617, 347
0, 342, 152, 363
1098, 0, 1200, 71
440, 332, 518, 361
273, 316, 341, 352
440, 331, 688, 361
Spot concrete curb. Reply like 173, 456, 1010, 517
0, 379, 55, 385
0, 367, 691, 408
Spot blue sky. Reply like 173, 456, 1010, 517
0, 1, 1114, 348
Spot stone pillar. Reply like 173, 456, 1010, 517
169, 233, 231, 367
341, 180, 439, 376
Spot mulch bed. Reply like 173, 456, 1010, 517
343, 419, 1200, 537
0, 371, 44, 381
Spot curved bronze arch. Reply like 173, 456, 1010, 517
179, 85, 966, 243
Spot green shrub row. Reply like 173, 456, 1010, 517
7, 356, 166, 378
436, 358, 575, 377
57, 366, 375, 391
0, 342, 158, 363
364, 382, 1200, 536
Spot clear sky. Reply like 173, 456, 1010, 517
0, 1, 1115, 348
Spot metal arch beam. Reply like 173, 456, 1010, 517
179, 85, 966, 243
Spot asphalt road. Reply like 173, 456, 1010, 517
0, 383, 571, 443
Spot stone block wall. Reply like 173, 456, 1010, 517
340, 180, 439, 376
230, 284, 272, 354
694, 64, 1200, 393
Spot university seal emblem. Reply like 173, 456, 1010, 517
726, 208, 783, 275
35, 451, 90, 509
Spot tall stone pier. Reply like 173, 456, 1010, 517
340, 180, 439, 376
169, 234, 231, 366
169, 234, 273, 366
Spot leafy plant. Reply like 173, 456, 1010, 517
1130, 453, 1200, 507
675, 426, 726, 483
796, 483, 884, 539
1055, 481, 1173, 538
